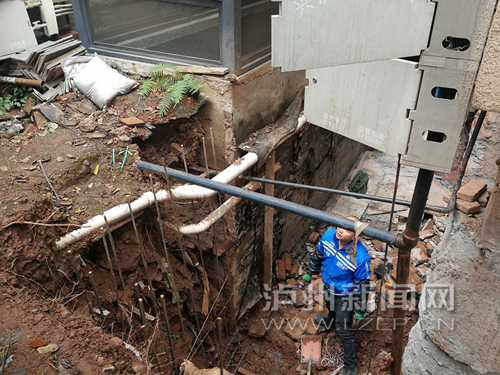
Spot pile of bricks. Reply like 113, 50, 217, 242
444, 179, 489, 214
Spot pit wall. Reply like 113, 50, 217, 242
233, 124, 368, 317
199, 63, 367, 318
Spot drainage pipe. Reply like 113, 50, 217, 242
135, 160, 402, 247
179, 181, 261, 234
55, 153, 258, 250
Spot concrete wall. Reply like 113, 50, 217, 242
232, 62, 305, 145
472, 4, 500, 112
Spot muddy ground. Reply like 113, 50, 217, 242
1, 84, 423, 375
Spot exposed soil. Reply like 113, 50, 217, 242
1, 86, 420, 375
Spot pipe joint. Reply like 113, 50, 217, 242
394, 231, 418, 250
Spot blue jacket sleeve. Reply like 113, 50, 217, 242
353, 254, 371, 282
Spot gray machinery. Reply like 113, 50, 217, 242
271, 0, 497, 173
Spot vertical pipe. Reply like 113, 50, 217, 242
391, 169, 435, 375
263, 151, 275, 287
128, 203, 159, 316
161, 295, 180, 375
89, 271, 104, 316
68, 250, 94, 317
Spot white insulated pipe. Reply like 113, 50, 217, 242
172, 152, 258, 199
55, 152, 259, 250
179, 181, 261, 234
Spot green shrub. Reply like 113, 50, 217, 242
139, 63, 202, 117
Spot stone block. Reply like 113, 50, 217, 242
457, 180, 487, 202
456, 199, 481, 214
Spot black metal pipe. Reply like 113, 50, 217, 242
243, 176, 450, 213
134, 160, 400, 246
405, 169, 435, 235
391, 168, 435, 375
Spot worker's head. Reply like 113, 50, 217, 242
336, 216, 360, 243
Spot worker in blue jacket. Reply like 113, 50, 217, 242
303, 217, 371, 375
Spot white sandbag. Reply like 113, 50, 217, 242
60, 54, 93, 92
72, 54, 138, 109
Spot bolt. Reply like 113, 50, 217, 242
312, 77, 317, 83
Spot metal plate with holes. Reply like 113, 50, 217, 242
271, 0, 435, 72
402, 59, 480, 173
304, 59, 421, 156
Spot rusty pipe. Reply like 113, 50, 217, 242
0, 76, 45, 88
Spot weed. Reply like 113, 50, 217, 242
139, 63, 202, 117
0, 85, 34, 115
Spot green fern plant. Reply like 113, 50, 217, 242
139, 63, 202, 117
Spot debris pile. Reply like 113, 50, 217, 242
444, 179, 489, 214
8, 36, 86, 101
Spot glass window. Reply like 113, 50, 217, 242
86, 0, 221, 62
241, 0, 279, 70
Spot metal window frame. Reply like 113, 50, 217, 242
71, 0, 250, 74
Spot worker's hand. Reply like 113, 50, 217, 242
302, 273, 311, 282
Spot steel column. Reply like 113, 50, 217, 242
391, 168, 435, 375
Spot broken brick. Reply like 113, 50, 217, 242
419, 230, 434, 240
421, 219, 435, 231
478, 190, 490, 207
457, 180, 487, 202
276, 259, 286, 280
286, 278, 298, 286
372, 239, 385, 252
456, 199, 481, 214
120, 116, 145, 127
411, 247, 430, 264
30, 337, 47, 348
284, 253, 292, 272
308, 232, 320, 243
290, 263, 299, 276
